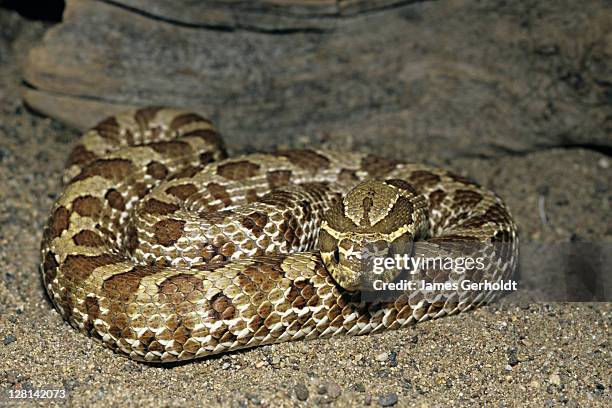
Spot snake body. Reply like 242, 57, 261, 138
41, 107, 518, 362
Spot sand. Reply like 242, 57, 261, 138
0, 8, 609, 408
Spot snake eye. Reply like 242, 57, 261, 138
333, 248, 340, 264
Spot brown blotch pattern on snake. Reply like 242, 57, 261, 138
93, 117, 120, 141
278, 150, 330, 172
152, 219, 186, 246
409, 170, 442, 188
454, 189, 484, 207
67, 145, 97, 167
134, 106, 163, 130
166, 184, 198, 200
142, 198, 179, 215
207, 183, 232, 208
217, 161, 261, 181
146, 161, 169, 179
148, 141, 192, 157
61, 254, 117, 283
48, 206, 70, 239
73, 159, 135, 182
72, 195, 102, 217
72, 230, 105, 247
183, 129, 221, 145
169, 113, 208, 131
266, 170, 292, 189
360, 154, 400, 177
105, 189, 126, 210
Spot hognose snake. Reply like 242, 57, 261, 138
40, 107, 518, 362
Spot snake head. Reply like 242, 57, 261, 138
319, 179, 429, 292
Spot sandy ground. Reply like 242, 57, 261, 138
0, 8, 610, 408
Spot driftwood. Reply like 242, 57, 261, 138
23, 0, 611, 159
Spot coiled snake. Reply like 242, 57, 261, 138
41, 107, 518, 362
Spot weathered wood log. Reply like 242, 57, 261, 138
23, 0, 612, 158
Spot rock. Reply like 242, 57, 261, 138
549, 373, 561, 386
94, 0, 407, 32
245, 393, 261, 405
516, 351, 529, 362
22, 0, 612, 159
3, 370, 20, 384
62, 378, 79, 392
378, 392, 398, 406
295, 382, 309, 401
353, 382, 366, 393
507, 348, 519, 366
598, 158, 609, 169
327, 382, 341, 399
388, 351, 398, 366
375, 352, 388, 362
3, 335, 16, 345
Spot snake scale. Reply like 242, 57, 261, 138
40, 107, 518, 363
